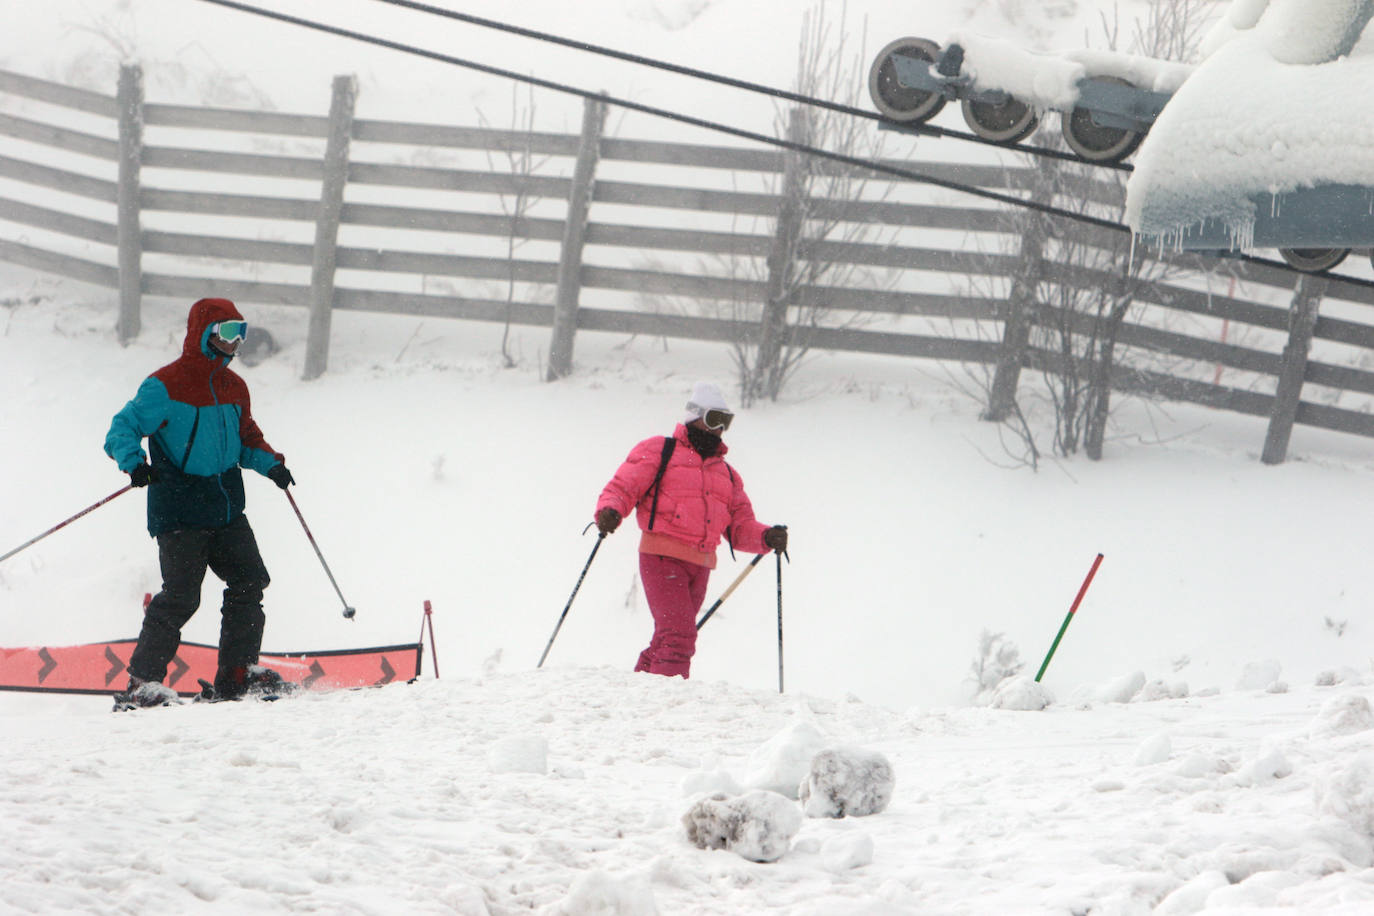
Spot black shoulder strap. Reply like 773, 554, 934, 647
647, 436, 676, 531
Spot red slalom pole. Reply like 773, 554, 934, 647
418, 599, 440, 679
1034, 553, 1104, 682
1, 485, 133, 565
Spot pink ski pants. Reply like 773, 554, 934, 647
635, 553, 711, 678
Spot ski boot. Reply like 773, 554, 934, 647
111, 676, 182, 712
203, 664, 298, 702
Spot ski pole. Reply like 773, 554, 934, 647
0, 485, 133, 566
695, 552, 765, 630
284, 489, 357, 620
776, 548, 785, 694
538, 532, 605, 668
1034, 553, 1105, 682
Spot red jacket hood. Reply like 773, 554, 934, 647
183, 298, 244, 360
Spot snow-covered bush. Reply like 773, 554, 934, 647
681, 790, 803, 863
798, 747, 895, 818
742, 720, 827, 799
989, 675, 1054, 711
969, 630, 1024, 701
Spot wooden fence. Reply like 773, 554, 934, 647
4, 64, 1374, 462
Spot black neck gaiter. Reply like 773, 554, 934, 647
685, 424, 721, 458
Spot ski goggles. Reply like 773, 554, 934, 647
211, 320, 247, 344
687, 403, 730, 431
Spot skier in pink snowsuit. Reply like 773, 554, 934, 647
595, 382, 788, 678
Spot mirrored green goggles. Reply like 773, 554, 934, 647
212, 319, 247, 343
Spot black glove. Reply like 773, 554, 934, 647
595, 507, 621, 534
267, 464, 295, 490
128, 463, 157, 488
763, 525, 788, 552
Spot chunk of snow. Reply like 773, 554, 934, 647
989, 675, 1054, 711
681, 791, 802, 863
487, 735, 548, 775
680, 767, 742, 798
1310, 693, 1374, 739
1154, 870, 1231, 915
743, 721, 828, 799
1316, 751, 1374, 837
821, 833, 875, 872
1134, 732, 1172, 766
1097, 671, 1146, 704
543, 870, 658, 916
799, 747, 895, 818
1237, 659, 1283, 691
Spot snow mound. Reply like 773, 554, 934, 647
1310, 693, 1374, 739
821, 833, 875, 872
989, 675, 1054, 710
1095, 671, 1146, 704
1154, 870, 1231, 915
798, 747, 895, 819
1315, 751, 1374, 838
1134, 732, 1172, 767
743, 720, 827, 799
544, 869, 658, 916
681, 790, 803, 863
488, 735, 548, 774
680, 765, 742, 798
1237, 659, 1283, 691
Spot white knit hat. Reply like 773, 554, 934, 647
683, 381, 731, 424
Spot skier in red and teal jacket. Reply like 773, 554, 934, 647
104, 297, 294, 708
595, 382, 788, 678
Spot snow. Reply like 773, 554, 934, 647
7, 0, 1374, 912
947, 33, 1194, 112
1127, 0, 1374, 248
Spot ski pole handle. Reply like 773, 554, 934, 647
1, 485, 133, 566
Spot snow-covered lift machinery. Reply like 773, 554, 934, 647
867, 37, 1175, 164
867, 28, 1374, 274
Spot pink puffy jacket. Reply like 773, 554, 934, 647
597, 424, 770, 567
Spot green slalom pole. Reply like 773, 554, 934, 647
1034, 553, 1105, 682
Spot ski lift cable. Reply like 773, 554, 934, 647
360, 0, 1127, 172
187, 0, 1374, 291
188, 0, 1122, 228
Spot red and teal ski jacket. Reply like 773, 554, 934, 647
104, 298, 283, 537
597, 424, 770, 569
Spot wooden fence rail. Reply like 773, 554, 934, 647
4, 64, 1374, 461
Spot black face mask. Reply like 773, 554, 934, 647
685, 423, 721, 458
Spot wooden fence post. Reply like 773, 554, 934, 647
1262, 274, 1326, 464
983, 160, 1053, 422
546, 94, 606, 382
752, 107, 808, 403
115, 63, 143, 344
303, 74, 357, 381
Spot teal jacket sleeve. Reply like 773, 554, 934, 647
104, 377, 171, 472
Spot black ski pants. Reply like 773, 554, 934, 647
128, 513, 271, 683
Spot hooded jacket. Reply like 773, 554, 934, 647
597, 423, 769, 568
104, 298, 283, 536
